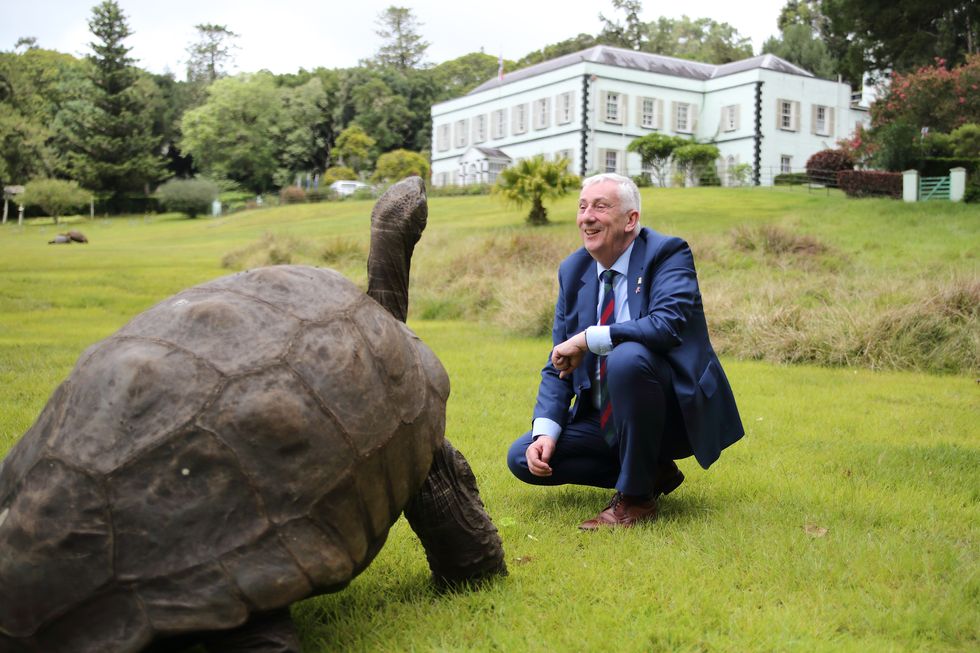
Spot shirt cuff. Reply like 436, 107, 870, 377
585, 325, 613, 355
532, 417, 562, 442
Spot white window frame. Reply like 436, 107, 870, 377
436, 124, 450, 152
472, 114, 487, 144
723, 105, 739, 132
605, 91, 622, 124
811, 104, 834, 136
780, 155, 792, 174
534, 98, 550, 130
778, 99, 800, 132
640, 97, 657, 128
603, 149, 619, 173
676, 103, 690, 133
556, 91, 574, 124
454, 119, 468, 148
492, 108, 507, 139
512, 103, 528, 135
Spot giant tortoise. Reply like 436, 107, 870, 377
0, 177, 506, 652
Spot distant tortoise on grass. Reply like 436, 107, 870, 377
47, 230, 88, 244
0, 177, 506, 653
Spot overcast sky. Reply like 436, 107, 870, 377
2, 0, 788, 76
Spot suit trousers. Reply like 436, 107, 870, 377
508, 342, 692, 496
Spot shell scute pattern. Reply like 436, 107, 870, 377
0, 262, 449, 650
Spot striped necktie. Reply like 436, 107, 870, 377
598, 269, 617, 445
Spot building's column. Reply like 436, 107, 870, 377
949, 167, 966, 202
902, 170, 919, 202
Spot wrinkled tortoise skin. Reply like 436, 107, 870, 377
0, 264, 451, 652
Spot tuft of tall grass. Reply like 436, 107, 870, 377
413, 232, 566, 336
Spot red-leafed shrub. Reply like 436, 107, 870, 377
806, 149, 855, 186
836, 170, 903, 198
279, 186, 307, 204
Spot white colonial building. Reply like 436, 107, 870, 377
430, 45, 870, 187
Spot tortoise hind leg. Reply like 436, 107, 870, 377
403, 439, 507, 587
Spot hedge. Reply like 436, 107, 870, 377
918, 157, 980, 177
836, 170, 903, 199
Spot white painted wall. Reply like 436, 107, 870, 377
431, 53, 870, 187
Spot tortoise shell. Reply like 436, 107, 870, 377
0, 264, 449, 652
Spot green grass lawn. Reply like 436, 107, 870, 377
1, 189, 978, 651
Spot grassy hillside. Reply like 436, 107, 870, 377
1, 188, 978, 651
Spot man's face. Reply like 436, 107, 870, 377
576, 180, 639, 268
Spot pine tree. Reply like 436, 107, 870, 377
374, 6, 429, 70
57, 0, 162, 197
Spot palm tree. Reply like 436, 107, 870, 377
493, 155, 579, 226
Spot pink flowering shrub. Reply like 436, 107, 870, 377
872, 55, 980, 133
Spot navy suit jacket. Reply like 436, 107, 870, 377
532, 227, 744, 469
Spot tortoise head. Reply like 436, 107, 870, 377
367, 177, 428, 323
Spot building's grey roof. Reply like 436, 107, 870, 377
468, 45, 814, 95
473, 146, 511, 159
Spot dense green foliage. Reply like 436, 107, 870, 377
2, 0, 978, 206
155, 177, 219, 218
493, 156, 580, 225
820, 0, 979, 86
19, 178, 91, 223
372, 149, 429, 184
0, 189, 976, 652
57, 1, 164, 196
626, 133, 688, 187
672, 143, 721, 186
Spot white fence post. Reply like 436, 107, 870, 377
949, 167, 966, 202
903, 169, 919, 202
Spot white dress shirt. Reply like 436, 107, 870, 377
532, 241, 635, 442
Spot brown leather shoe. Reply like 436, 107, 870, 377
578, 492, 658, 530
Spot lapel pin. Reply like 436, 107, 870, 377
635, 276, 642, 293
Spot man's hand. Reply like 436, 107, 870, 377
551, 331, 588, 379
526, 435, 556, 477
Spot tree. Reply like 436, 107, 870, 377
373, 6, 429, 70
627, 133, 688, 187
644, 16, 753, 63
156, 177, 218, 218
821, 0, 980, 85
0, 48, 90, 184
494, 155, 579, 226
180, 72, 282, 191
762, 23, 838, 78
431, 52, 511, 98
950, 123, 980, 157
20, 178, 91, 224
672, 143, 720, 186
14, 37, 39, 52
333, 123, 376, 173
323, 166, 357, 185
599, 0, 647, 50
185, 24, 238, 84
870, 54, 980, 135
372, 149, 429, 183
513, 34, 599, 69
349, 77, 413, 152
56, 0, 163, 197
272, 77, 330, 187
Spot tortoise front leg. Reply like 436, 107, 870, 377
403, 440, 507, 586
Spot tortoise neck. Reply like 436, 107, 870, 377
367, 228, 415, 323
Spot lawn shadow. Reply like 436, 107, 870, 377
526, 482, 717, 526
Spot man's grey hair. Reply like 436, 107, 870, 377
581, 173, 641, 217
